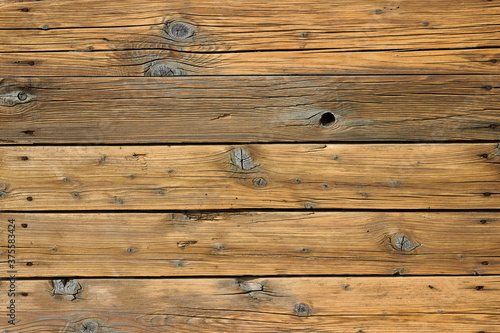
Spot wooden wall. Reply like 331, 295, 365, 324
0, 0, 499, 332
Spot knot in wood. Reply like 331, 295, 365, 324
0, 81, 33, 106
390, 233, 420, 253
17, 92, 28, 101
237, 278, 264, 292
167, 21, 195, 40
294, 303, 311, 317
52, 279, 82, 300
146, 63, 185, 77
253, 177, 267, 187
80, 320, 99, 333
231, 148, 257, 171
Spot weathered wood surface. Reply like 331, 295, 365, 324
0, 0, 499, 75
0, 75, 499, 144
1, 0, 497, 51
1, 144, 500, 210
0, 212, 497, 277
0, 277, 498, 332
2, 49, 499, 76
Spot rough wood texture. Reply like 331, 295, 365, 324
0, 75, 499, 144
0, 0, 499, 75
1, 144, 500, 210
0, 0, 497, 50
2, 49, 499, 76
0, 212, 497, 277
0, 277, 498, 332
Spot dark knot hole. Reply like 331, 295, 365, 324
319, 112, 336, 127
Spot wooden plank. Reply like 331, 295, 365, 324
1, 144, 500, 210
2, 48, 499, 76
0, 0, 499, 75
1, 75, 499, 144
0, 0, 497, 51
0, 276, 498, 332
1, 212, 498, 277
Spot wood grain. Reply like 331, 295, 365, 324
0, 212, 498, 277
0, 0, 499, 75
1, 144, 500, 210
1, 75, 499, 144
0, 276, 498, 332
0, 0, 497, 51
2, 48, 499, 76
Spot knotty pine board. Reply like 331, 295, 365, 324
0, 75, 499, 144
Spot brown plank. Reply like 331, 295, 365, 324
1, 48, 499, 76
0, 277, 498, 332
1, 75, 499, 144
1, 144, 500, 210
0, 0, 497, 51
0, 0, 499, 75
0, 212, 498, 277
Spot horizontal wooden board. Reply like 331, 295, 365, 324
0, 0, 499, 75
0, 212, 498, 277
1, 144, 500, 210
0, 276, 498, 332
2, 48, 499, 76
0, 0, 497, 51
1, 75, 499, 144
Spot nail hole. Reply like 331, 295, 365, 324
491, 59, 497, 64
319, 112, 336, 127
26, 262, 33, 266
21, 292, 28, 296
490, 124, 497, 129
21, 156, 29, 161
476, 285, 484, 290
485, 85, 493, 91
21, 223, 27, 228
484, 192, 492, 197
482, 261, 489, 265
26, 196, 33, 201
